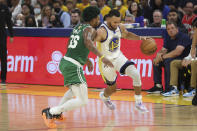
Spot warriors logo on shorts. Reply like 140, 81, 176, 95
109, 37, 119, 52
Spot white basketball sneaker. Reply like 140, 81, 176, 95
135, 103, 149, 113
99, 92, 115, 110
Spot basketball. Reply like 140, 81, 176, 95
140, 38, 157, 55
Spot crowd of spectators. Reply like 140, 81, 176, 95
4, 0, 197, 29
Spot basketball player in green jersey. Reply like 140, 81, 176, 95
41, 6, 113, 128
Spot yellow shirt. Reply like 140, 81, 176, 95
61, 5, 68, 12
114, 6, 128, 20
100, 5, 111, 17
76, 3, 90, 12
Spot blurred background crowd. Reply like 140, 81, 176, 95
2, 0, 197, 29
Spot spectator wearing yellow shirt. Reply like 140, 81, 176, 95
114, 0, 128, 20
97, 0, 111, 18
76, 0, 90, 12
65, 0, 75, 14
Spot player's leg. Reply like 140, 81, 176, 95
49, 83, 88, 114
99, 58, 117, 110
115, 53, 148, 113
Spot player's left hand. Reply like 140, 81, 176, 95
87, 59, 93, 72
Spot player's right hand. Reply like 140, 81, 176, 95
102, 57, 114, 68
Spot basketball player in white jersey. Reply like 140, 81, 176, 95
96, 9, 149, 113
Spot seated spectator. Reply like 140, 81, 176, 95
150, 0, 170, 22
23, 0, 34, 15
14, 14, 25, 27
49, 15, 63, 27
114, 0, 128, 21
25, 15, 37, 27
21, 3, 31, 18
182, 1, 197, 33
123, 14, 136, 28
41, 5, 52, 27
34, 3, 42, 27
38, 0, 50, 8
147, 21, 192, 95
53, 1, 71, 28
90, 0, 104, 23
97, 0, 111, 19
69, 8, 81, 28
76, 0, 90, 12
124, 13, 135, 24
169, 19, 197, 98
148, 9, 162, 27
10, 0, 21, 22
139, 0, 152, 24
126, 1, 144, 27
65, 0, 75, 14
167, 9, 187, 34
56, 0, 68, 12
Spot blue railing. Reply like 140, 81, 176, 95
8, 27, 165, 37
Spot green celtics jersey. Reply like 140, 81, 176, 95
65, 24, 90, 65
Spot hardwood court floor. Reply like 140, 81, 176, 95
0, 84, 197, 131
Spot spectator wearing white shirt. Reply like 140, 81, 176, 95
10, 0, 21, 22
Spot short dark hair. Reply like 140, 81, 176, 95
107, 9, 120, 17
82, 6, 100, 22
166, 20, 178, 28
169, 9, 178, 14
71, 8, 81, 16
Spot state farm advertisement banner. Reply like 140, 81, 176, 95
6, 37, 163, 90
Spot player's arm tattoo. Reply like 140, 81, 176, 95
83, 27, 102, 57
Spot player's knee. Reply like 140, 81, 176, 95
125, 66, 141, 86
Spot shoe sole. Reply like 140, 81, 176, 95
147, 91, 161, 94
42, 113, 57, 128
162, 94, 179, 97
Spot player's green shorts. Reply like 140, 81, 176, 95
59, 58, 86, 87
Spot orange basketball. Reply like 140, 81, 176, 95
140, 38, 157, 55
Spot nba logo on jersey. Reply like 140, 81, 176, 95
109, 37, 119, 52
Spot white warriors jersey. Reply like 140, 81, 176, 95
97, 23, 122, 60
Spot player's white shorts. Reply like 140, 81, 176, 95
99, 51, 137, 85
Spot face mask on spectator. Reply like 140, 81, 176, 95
34, 8, 41, 14
16, 20, 23, 26
115, 0, 122, 7
54, 8, 60, 13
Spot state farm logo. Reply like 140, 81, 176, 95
47, 51, 62, 74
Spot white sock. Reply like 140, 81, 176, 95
50, 84, 88, 115
134, 95, 142, 104
156, 84, 162, 88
